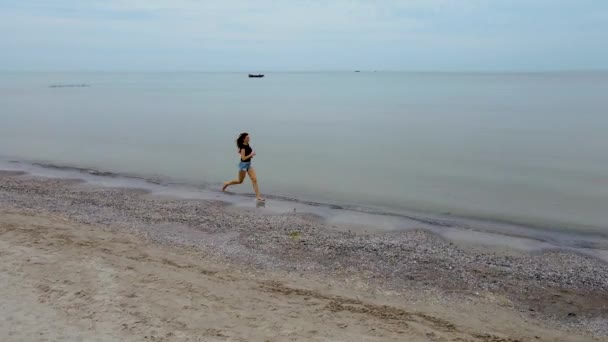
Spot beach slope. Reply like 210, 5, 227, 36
0, 209, 599, 342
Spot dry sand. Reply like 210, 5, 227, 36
0, 209, 600, 342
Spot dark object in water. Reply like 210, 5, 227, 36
355, 70, 361, 72
248, 74, 264, 78
49, 84, 90, 88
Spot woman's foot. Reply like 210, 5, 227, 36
256, 196, 265, 202
222, 183, 229, 192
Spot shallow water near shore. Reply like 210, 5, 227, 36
1, 72, 608, 237
2, 158, 607, 263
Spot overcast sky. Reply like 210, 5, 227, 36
1, 0, 607, 71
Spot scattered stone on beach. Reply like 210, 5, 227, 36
0, 172, 607, 337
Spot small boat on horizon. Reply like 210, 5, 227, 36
248, 74, 264, 78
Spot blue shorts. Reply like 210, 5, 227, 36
238, 161, 251, 171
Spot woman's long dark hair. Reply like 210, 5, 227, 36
236, 132, 249, 150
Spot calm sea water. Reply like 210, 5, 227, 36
1, 72, 607, 234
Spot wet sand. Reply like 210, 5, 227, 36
1, 171, 607, 341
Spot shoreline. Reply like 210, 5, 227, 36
2, 158, 608, 255
1, 170, 607, 339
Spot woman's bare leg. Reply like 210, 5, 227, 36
223, 171, 246, 191
247, 168, 264, 201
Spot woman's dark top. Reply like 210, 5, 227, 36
240, 144, 253, 162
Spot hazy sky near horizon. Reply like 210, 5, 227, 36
1, 0, 607, 71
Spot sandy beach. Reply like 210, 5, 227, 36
1, 171, 607, 341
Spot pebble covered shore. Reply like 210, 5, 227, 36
1, 171, 607, 337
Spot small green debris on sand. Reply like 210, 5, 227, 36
288, 231, 301, 241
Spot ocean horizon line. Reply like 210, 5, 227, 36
2, 69, 608, 74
